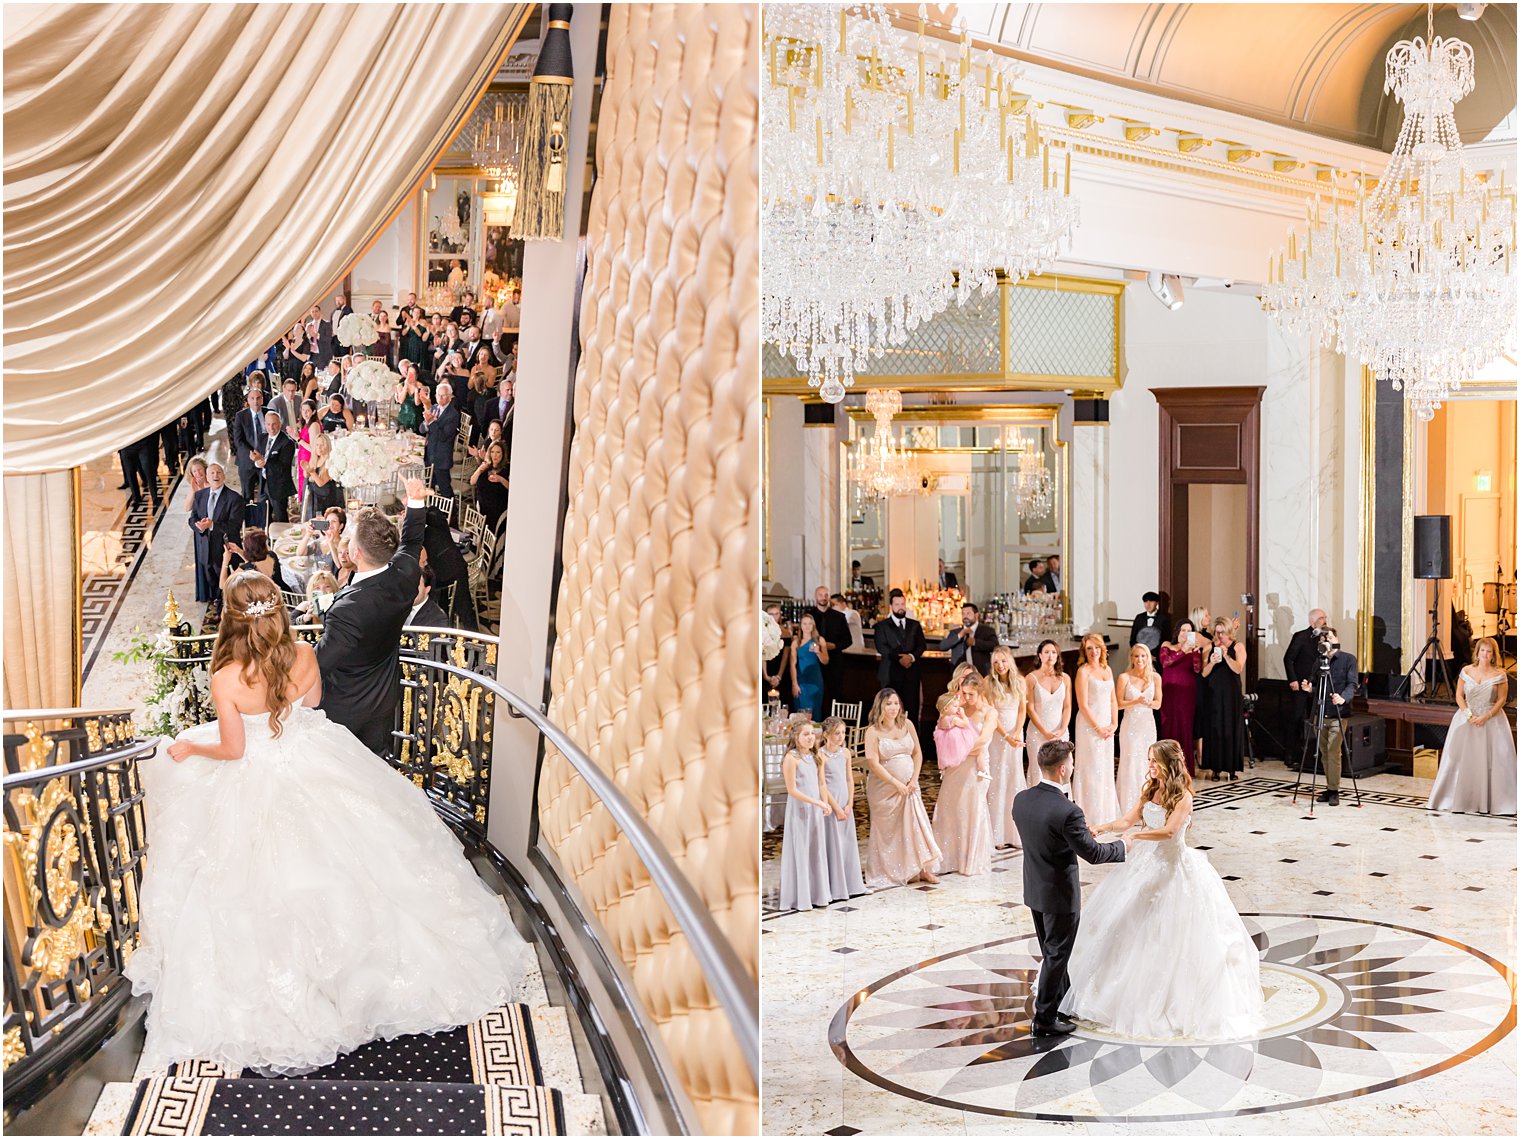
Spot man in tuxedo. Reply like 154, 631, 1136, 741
188, 462, 245, 605
1283, 608, 1328, 766
449, 290, 478, 327
1311, 628, 1358, 806
483, 375, 515, 450
316, 481, 427, 757
806, 584, 853, 716
940, 601, 999, 675
1023, 558, 1055, 595
1046, 554, 1063, 595
407, 566, 452, 629
1013, 741, 1130, 1037
421, 505, 478, 631
123, 430, 162, 509
321, 358, 345, 400
1129, 592, 1172, 652
307, 304, 335, 369
258, 409, 297, 523
269, 377, 301, 431
422, 381, 461, 495
231, 388, 270, 511
874, 588, 926, 725
332, 292, 353, 324
937, 558, 958, 590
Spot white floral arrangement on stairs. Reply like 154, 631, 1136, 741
347, 359, 400, 403
335, 311, 379, 348
114, 628, 213, 737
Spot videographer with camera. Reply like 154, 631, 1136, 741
1311, 628, 1359, 806
1283, 608, 1329, 764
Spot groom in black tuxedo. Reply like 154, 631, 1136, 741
874, 588, 926, 725
1012, 741, 1129, 1037
316, 479, 427, 757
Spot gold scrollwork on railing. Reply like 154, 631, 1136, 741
19, 779, 101, 983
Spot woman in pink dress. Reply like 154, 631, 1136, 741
295, 401, 322, 502
1157, 619, 1204, 774
931, 676, 995, 877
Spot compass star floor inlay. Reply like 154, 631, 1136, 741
831, 915, 1516, 1124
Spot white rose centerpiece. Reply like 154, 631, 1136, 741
761, 609, 783, 660
336, 312, 379, 348
347, 359, 399, 403
327, 429, 398, 488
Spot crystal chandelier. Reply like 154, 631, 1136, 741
471, 94, 528, 228
1010, 428, 1053, 521
848, 389, 929, 499
1262, 4, 1516, 420
762, 4, 1079, 402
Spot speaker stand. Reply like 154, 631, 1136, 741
1395, 592, 1457, 703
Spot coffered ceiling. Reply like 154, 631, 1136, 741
912, 3, 1517, 149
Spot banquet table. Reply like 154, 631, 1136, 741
268, 519, 475, 596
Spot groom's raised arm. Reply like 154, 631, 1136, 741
1064, 805, 1126, 864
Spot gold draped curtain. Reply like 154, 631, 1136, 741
538, 5, 760, 1134
3, 2, 528, 473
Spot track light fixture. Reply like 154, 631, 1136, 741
1146, 271, 1185, 311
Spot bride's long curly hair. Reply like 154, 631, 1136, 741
1140, 739, 1193, 815
210, 570, 297, 737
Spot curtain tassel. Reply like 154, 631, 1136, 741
513, 4, 575, 242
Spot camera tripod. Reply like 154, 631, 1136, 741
1394, 595, 1456, 702
1291, 654, 1363, 814
1242, 693, 1286, 771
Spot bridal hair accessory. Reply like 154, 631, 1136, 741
240, 599, 277, 618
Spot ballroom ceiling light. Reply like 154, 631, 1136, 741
1008, 428, 1054, 521
848, 388, 930, 499
1262, 4, 1516, 420
1146, 271, 1185, 311
762, 4, 1079, 402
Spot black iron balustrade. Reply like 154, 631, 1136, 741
2, 710, 152, 1117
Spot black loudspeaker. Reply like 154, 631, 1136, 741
1413, 515, 1451, 580
1342, 714, 1386, 776
803, 402, 836, 425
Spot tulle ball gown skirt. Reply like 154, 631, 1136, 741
126, 706, 534, 1075
1428, 711, 1517, 815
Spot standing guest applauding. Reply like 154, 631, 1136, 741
189, 462, 245, 609
874, 589, 926, 726
258, 410, 296, 524
1200, 617, 1246, 781
470, 442, 510, 533
232, 388, 270, 510
422, 382, 461, 495
1428, 638, 1515, 815
1158, 620, 1204, 774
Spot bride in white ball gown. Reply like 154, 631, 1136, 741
126, 570, 532, 1075
1061, 739, 1265, 1041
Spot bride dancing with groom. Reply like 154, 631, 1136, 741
126, 481, 532, 1074
1013, 738, 1265, 1040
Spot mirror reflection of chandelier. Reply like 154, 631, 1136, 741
1010, 428, 1053, 521
1262, 3, 1516, 421
472, 94, 528, 227
762, 4, 1079, 403
437, 200, 467, 247
848, 389, 931, 499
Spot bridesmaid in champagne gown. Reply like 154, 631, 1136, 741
1023, 639, 1072, 785
1428, 639, 1516, 815
1116, 643, 1162, 811
1157, 621, 1203, 775
931, 679, 995, 877
1074, 633, 1121, 825
863, 689, 941, 888
986, 647, 1027, 849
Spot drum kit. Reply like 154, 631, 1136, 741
1481, 572, 1515, 669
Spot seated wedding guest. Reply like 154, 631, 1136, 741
940, 601, 998, 675
189, 462, 245, 609
407, 565, 452, 629
818, 716, 868, 901
1158, 619, 1204, 774
220, 526, 290, 593
296, 401, 322, 501
301, 434, 345, 520
863, 688, 940, 888
257, 409, 297, 524
1130, 591, 1172, 651
470, 441, 510, 533
779, 719, 835, 912
1428, 637, 1515, 815
314, 358, 343, 402
293, 569, 340, 625
320, 391, 355, 435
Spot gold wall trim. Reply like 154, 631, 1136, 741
1358, 365, 1375, 664
1401, 396, 1415, 670
71, 466, 82, 707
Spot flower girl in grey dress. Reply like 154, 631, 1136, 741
780, 719, 835, 910
819, 717, 868, 899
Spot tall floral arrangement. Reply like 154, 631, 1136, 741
336, 312, 379, 348
347, 360, 399, 403
761, 609, 783, 661
327, 429, 399, 488
113, 628, 213, 737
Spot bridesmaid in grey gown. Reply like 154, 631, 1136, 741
780, 720, 835, 910
819, 716, 868, 899
1428, 638, 1516, 815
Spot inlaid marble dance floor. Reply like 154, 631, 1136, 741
761, 764, 1517, 1135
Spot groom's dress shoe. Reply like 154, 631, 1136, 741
1031, 1020, 1076, 1038
1056, 1013, 1077, 1026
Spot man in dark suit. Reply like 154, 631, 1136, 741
1012, 740, 1130, 1036
307, 304, 336, 369
407, 566, 452, 629
316, 482, 427, 757
940, 602, 999, 675
123, 430, 162, 509
806, 584, 853, 716
421, 506, 478, 631
1283, 608, 1327, 767
480, 374, 515, 450
188, 462, 245, 605
332, 293, 353, 325
1311, 629, 1359, 807
874, 588, 927, 725
422, 381, 461, 495
1129, 592, 1172, 652
231, 388, 270, 510
449, 290, 478, 327
257, 410, 297, 524
1023, 558, 1056, 595
937, 558, 958, 590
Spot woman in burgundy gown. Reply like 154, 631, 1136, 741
1158, 619, 1204, 773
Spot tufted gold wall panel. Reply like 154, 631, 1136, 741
538, 4, 758, 1135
